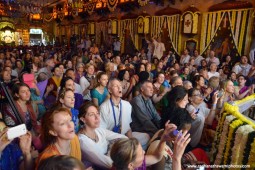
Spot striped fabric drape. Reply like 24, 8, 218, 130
228, 9, 254, 55
200, 11, 225, 55
200, 9, 254, 56
120, 19, 138, 50
95, 22, 107, 45
150, 15, 181, 55
166, 15, 181, 55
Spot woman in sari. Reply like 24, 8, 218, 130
44, 65, 62, 108
236, 75, 254, 99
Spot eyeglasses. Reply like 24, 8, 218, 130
192, 94, 203, 97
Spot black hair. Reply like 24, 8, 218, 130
237, 74, 246, 80
192, 75, 204, 87
51, 65, 59, 73
59, 76, 73, 92
64, 68, 75, 76
161, 86, 193, 129
188, 88, 197, 98
135, 63, 146, 74
118, 70, 128, 81
12, 82, 30, 101
138, 71, 150, 82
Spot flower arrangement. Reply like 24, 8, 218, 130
211, 95, 255, 167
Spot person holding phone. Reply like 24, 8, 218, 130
110, 121, 180, 170
187, 88, 220, 147
162, 86, 214, 148
0, 121, 34, 170
3, 83, 41, 137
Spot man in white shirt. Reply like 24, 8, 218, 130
113, 38, 121, 56
208, 62, 220, 79
193, 49, 204, 66
232, 55, 252, 76
153, 37, 165, 60
206, 50, 220, 66
100, 79, 150, 149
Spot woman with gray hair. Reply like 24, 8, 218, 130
183, 80, 193, 90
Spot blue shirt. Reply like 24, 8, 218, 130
0, 142, 22, 170
71, 108, 79, 133
91, 87, 109, 106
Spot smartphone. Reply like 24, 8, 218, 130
217, 90, 224, 98
7, 124, 27, 140
171, 129, 182, 137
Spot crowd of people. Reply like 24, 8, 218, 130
0, 37, 254, 170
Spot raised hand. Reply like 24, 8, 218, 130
0, 128, 13, 152
19, 132, 32, 155
161, 120, 177, 142
173, 130, 191, 161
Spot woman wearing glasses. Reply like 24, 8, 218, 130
187, 88, 220, 147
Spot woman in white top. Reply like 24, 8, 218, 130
78, 102, 127, 169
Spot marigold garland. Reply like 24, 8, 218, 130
231, 125, 253, 165
211, 112, 229, 162
212, 95, 255, 167
214, 115, 235, 165
247, 138, 255, 168
223, 119, 244, 165
242, 132, 255, 166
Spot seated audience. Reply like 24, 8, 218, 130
78, 102, 126, 169
100, 79, 150, 149
0, 121, 34, 170
110, 121, 184, 170
59, 77, 83, 109
91, 72, 109, 106
37, 107, 85, 169
130, 80, 161, 138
